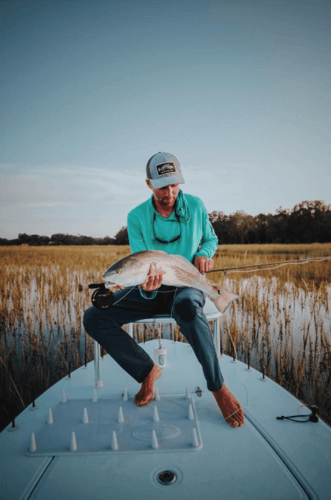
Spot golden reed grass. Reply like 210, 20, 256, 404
0, 243, 330, 431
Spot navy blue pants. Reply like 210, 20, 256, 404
83, 285, 224, 391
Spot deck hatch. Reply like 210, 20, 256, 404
26, 395, 202, 456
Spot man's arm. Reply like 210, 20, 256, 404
194, 255, 214, 274
193, 200, 218, 271
127, 211, 148, 253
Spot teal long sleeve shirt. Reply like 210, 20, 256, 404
127, 192, 218, 298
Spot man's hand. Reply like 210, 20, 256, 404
194, 256, 214, 274
140, 265, 166, 291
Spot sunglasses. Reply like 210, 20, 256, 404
153, 212, 181, 244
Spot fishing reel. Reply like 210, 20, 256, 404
89, 283, 114, 310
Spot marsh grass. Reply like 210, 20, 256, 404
0, 243, 330, 431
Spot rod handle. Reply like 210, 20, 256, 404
78, 283, 106, 292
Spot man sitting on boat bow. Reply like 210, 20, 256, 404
84, 152, 244, 428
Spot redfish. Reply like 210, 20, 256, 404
102, 250, 238, 313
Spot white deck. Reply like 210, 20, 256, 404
1, 339, 331, 500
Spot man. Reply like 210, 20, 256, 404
83, 152, 244, 428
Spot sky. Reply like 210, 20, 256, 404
1, 0, 330, 239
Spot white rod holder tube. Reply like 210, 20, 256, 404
94, 340, 103, 388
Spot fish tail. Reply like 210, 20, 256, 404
212, 288, 239, 313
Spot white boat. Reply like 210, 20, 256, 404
1, 299, 331, 500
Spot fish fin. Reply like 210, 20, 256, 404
150, 262, 157, 272
213, 288, 239, 313
148, 262, 165, 276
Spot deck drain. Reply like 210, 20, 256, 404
157, 470, 177, 485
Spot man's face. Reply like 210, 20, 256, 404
146, 180, 180, 209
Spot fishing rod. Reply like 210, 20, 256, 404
205, 256, 331, 274
79, 255, 330, 309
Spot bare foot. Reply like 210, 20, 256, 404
134, 364, 162, 406
213, 384, 245, 428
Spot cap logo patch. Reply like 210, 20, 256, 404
156, 162, 176, 176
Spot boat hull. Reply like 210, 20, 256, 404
1, 339, 330, 500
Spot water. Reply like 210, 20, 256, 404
1, 273, 330, 430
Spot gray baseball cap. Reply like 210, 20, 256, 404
146, 152, 185, 189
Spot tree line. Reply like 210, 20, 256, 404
209, 200, 331, 244
1, 200, 330, 246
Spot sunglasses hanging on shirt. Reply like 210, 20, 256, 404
152, 212, 181, 244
